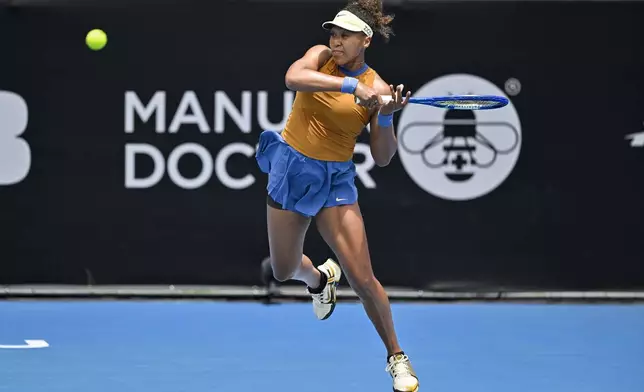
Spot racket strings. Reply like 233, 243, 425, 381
435, 100, 500, 109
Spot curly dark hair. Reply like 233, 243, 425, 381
343, 0, 395, 42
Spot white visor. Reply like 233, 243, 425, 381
322, 10, 373, 38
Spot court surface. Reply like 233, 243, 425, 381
1, 300, 643, 392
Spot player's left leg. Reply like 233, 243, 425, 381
315, 202, 419, 392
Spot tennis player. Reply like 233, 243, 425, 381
255, 1, 418, 391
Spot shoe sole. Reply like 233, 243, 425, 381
393, 387, 419, 392
317, 259, 341, 321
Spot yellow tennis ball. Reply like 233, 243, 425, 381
86, 29, 107, 51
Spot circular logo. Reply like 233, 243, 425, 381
397, 74, 522, 201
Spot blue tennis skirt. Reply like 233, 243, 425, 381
255, 130, 358, 217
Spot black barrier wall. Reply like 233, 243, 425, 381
1, 1, 644, 290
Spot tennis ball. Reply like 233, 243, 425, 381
86, 29, 107, 51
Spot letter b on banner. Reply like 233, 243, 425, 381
0, 91, 30, 185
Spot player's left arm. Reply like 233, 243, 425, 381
368, 75, 411, 167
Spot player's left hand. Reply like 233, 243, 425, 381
379, 84, 411, 115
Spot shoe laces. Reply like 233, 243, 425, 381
386, 355, 413, 378
311, 291, 325, 302
310, 284, 330, 303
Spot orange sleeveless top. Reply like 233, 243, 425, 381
281, 57, 376, 162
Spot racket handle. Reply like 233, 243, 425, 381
354, 95, 393, 105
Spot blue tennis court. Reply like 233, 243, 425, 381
1, 300, 643, 392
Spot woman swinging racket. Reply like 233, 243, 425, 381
255, 1, 419, 390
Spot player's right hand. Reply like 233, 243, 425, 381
354, 82, 382, 110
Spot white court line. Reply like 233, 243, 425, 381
0, 340, 49, 349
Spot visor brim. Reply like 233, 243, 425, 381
321, 21, 364, 33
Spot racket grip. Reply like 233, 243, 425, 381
354, 95, 393, 105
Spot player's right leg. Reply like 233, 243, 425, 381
257, 130, 341, 320
266, 198, 315, 284
266, 198, 341, 320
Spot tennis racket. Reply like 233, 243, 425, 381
356, 94, 509, 110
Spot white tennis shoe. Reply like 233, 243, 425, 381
309, 258, 342, 320
386, 353, 420, 392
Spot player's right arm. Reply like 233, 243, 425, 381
284, 45, 379, 106
285, 45, 341, 92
